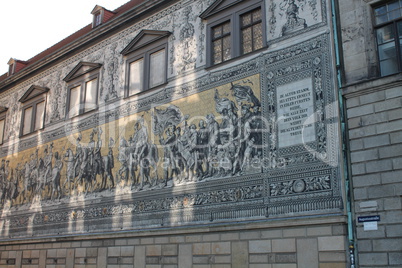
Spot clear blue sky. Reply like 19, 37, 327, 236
0, 0, 129, 75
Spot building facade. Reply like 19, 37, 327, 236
0, 0, 358, 267
339, 0, 402, 267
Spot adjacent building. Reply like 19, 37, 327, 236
0, 0, 398, 267
339, 0, 402, 267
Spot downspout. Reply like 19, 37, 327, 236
330, 0, 356, 267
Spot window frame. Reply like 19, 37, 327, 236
66, 72, 100, 118
203, 0, 266, 67
93, 11, 102, 27
8, 63, 15, 76
124, 38, 169, 97
373, 0, 402, 76
0, 108, 7, 144
20, 94, 47, 137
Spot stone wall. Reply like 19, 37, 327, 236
338, 0, 378, 84
0, 217, 347, 268
343, 74, 402, 267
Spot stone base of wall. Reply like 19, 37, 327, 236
0, 216, 347, 268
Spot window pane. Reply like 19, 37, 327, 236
34, 101, 45, 131
85, 78, 98, 112
388, 1, 400, 11
129, 59, 144, 95
213, 26, 222, 39
380, 58, 399, 76
95, 13, 102, 26
376, 14, 388, 24
378, 42, 398, 76
222, 22, 231, 34
212, 21, 231, 64
375, 0, 402, 24
242, 13, 252, 27
69, 86, 80, 117
378, 42, 396, 60
253, 23, 263, 50
149, 49, 166, 88
223, 35, 231, 61
240, 8, 263, 55
0, 119, 4, 143
252, 8, 262, 22
213, 40, 222, 64
389, 9, 401, 20
375, 5, 387, 16
242, 27, 253, 54
376, 25, 395, 44
22, 107, 32, 135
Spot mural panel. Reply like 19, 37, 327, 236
0, 34, 342, 239
267, 0, 326, 41
0, 74, 260, 203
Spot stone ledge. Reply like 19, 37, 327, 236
0, 215, 347, 246
342, 73, 402, 99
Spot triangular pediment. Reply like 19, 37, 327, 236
200, 0, 243, 19
7, 58, 16, 65
19, 85, 49, 103
121, 30, 171, 55
91, 5, 104, 14
63, 62, 102, 82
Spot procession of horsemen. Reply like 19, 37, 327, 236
0, 84, 262, 207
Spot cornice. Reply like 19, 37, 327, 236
341, 73, 402, 98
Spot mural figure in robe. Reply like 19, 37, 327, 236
101, 138, 115, 190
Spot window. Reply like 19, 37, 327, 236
94, 11, 102, 27
212, 21, 231, 64
63, 62, 101, 118
374, 0, 402, 76
201, 0, 265, 66
0, 107, 7, 144
68, 77, 98, 117
240, 8, 263, 54
121, 30, 171, 97
19, 86, 48, 136
8, 63, 15, 76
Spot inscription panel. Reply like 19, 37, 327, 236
277, 77, 315, 147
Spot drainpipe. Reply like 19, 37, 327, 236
330, 0, 356, 267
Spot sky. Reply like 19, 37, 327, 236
0, 0, 130, 75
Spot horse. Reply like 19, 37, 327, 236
75, 147, 95, 195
